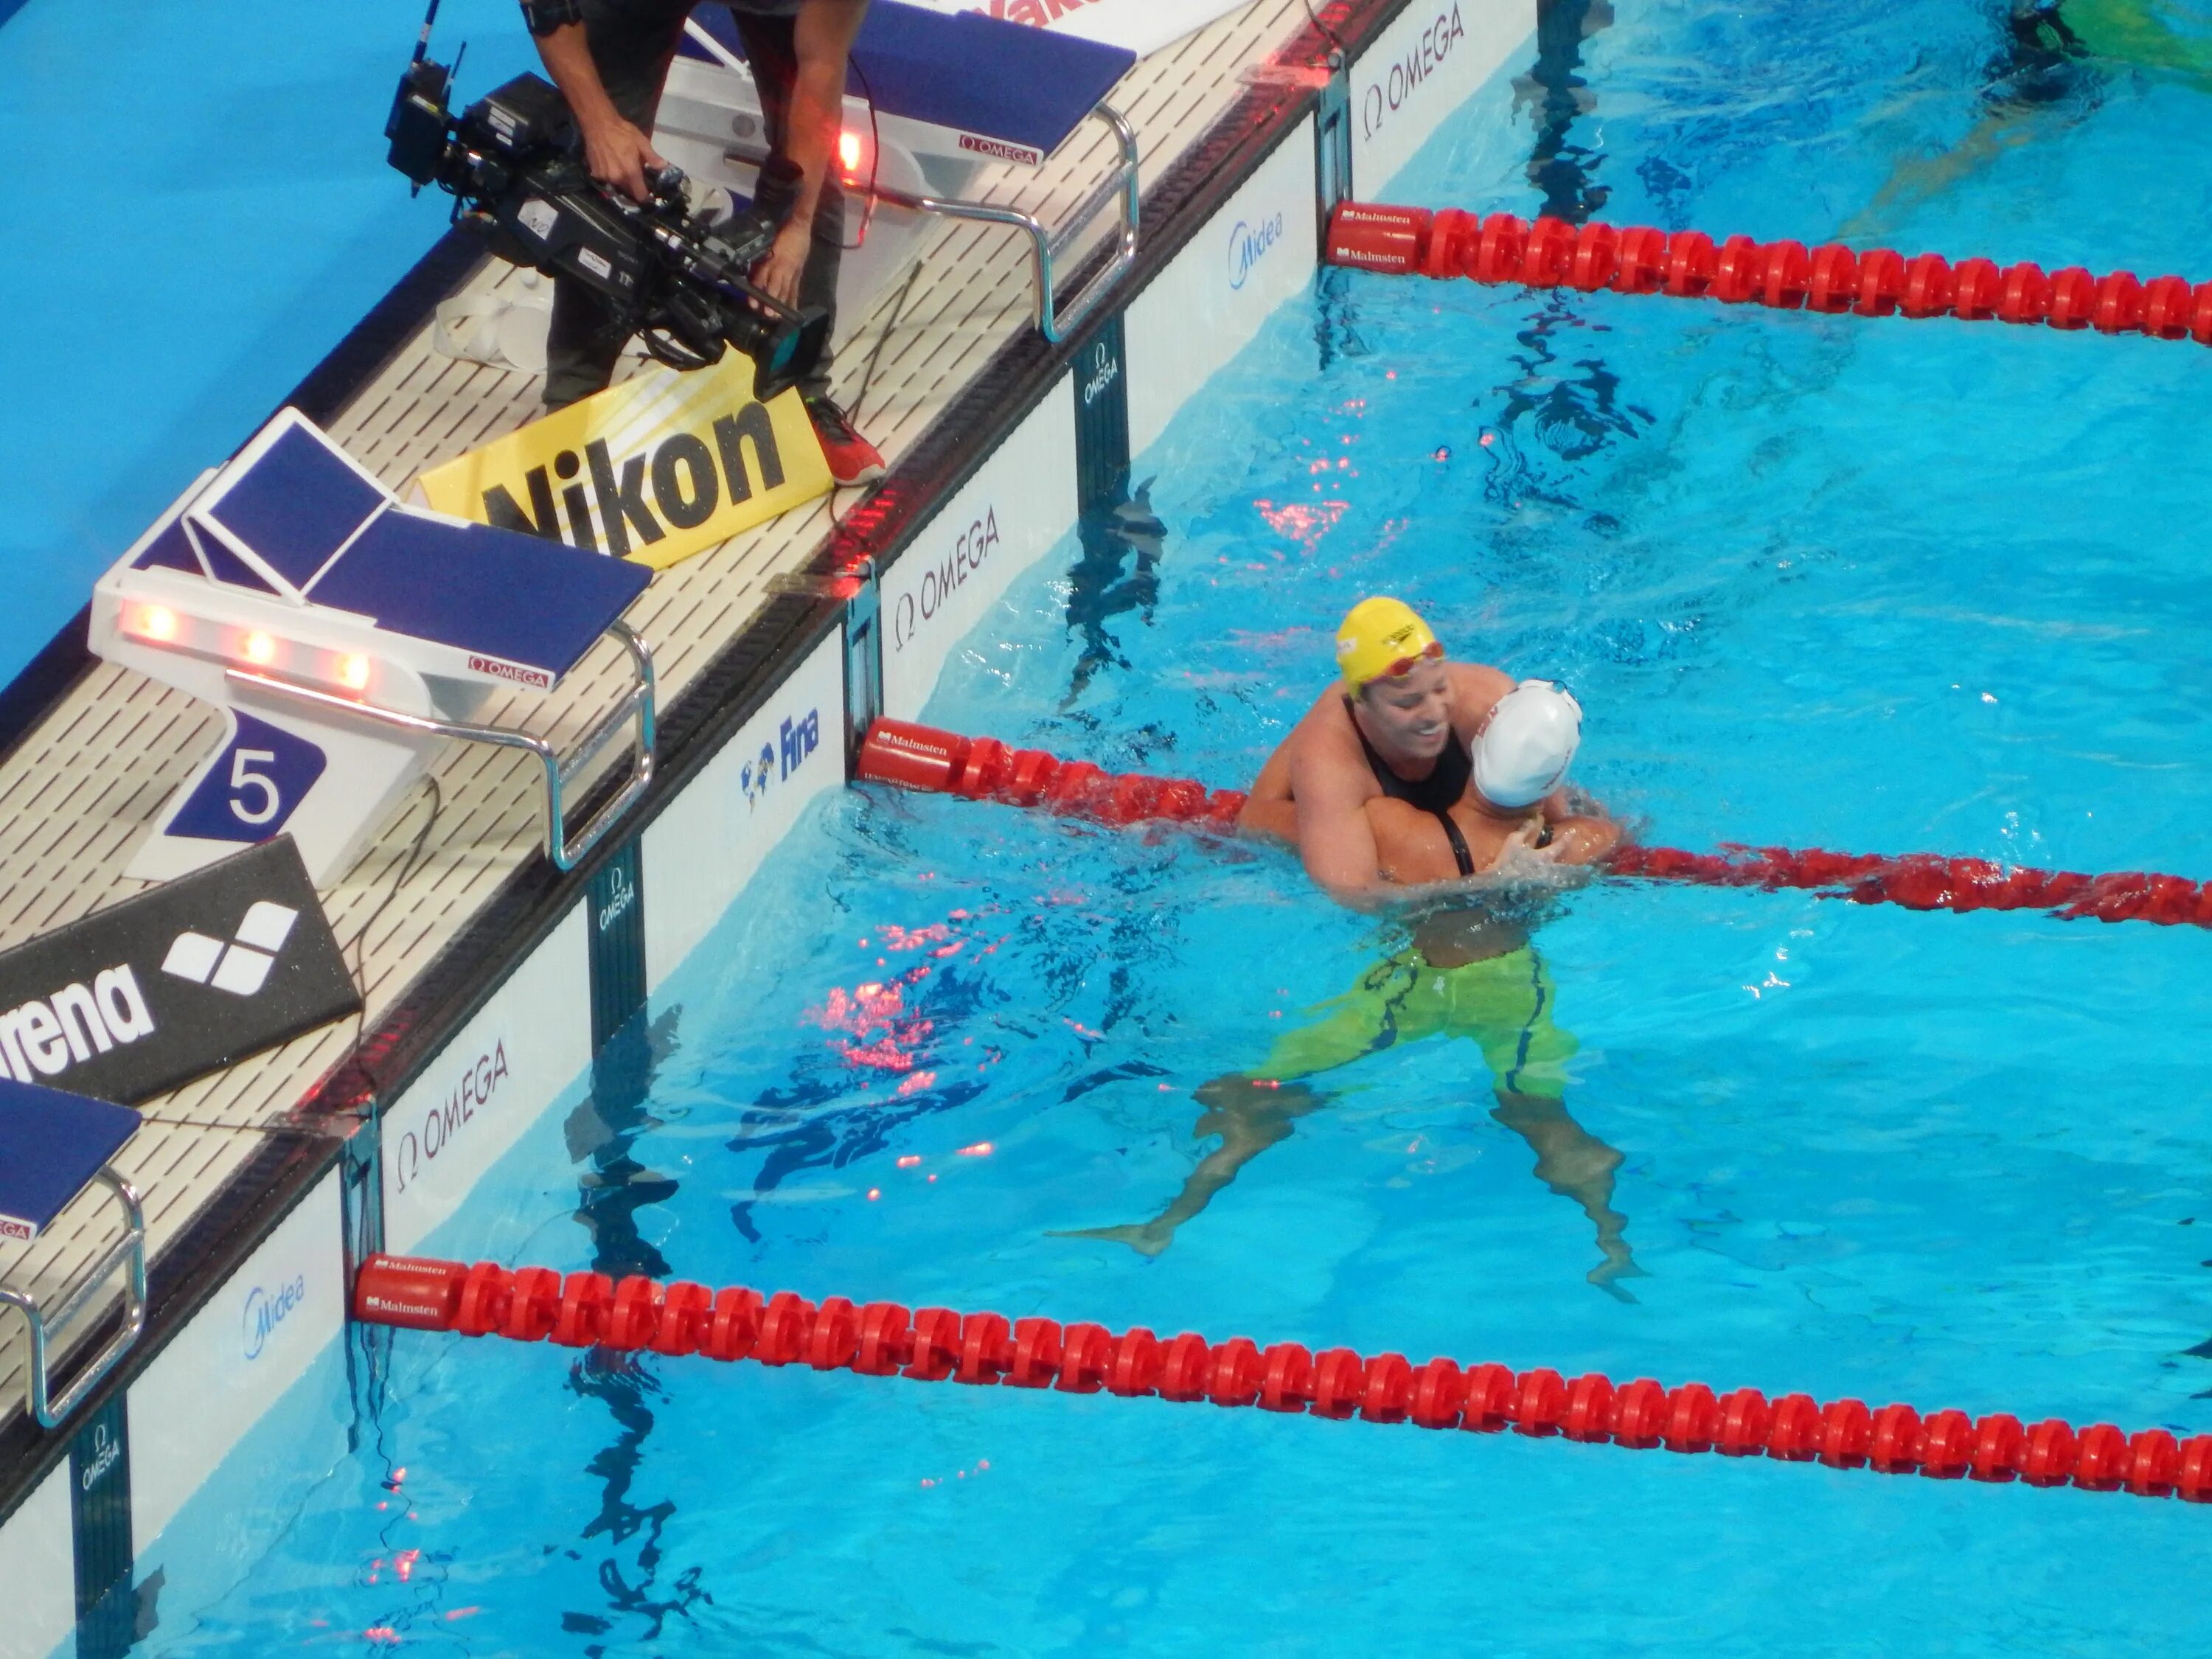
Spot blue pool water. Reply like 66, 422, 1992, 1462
126, 2, 2212, 1652
0, 0, 531, 688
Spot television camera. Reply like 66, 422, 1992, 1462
384, 17, 827, 401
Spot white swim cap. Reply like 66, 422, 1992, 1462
1473, 680, 1583, 809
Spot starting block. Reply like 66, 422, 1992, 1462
658, 0, 1141, 344
0, 1079, 145, 1429
90, 411, 656, 886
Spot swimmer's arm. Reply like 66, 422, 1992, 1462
1237, 796, 1298, 841
1288, 752, 1389, 907
1538, 787, 1623, 865
1235, 742, 1298, 843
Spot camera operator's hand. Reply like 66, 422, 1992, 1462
751, 218, 812, 308
532, 19, 667, 203
582, 114, 668, 204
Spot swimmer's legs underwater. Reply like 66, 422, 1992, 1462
1055, 920, 1644, 1294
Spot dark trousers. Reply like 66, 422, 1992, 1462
542, 1, 846, 409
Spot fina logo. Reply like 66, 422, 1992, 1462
1228, 212, 1285, 292
737, 707, 822, 810
242, 1275, 307, 1361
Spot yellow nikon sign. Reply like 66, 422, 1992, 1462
416, 355, 832, 571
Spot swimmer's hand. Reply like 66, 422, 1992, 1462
1489, 818, 1562, 873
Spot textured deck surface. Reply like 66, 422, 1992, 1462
0, 0, 1316, 1433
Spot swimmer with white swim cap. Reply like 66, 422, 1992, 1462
1062, 602, 1640, 1288
1239, 597, 1619, 900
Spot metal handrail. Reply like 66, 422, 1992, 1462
871, 102, 1141, 344
0, 1170, 148, 1430
229, 619, 657, 873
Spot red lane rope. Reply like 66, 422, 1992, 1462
1322, 200, 2212, 343
855, 719, 2212, 930
353, 1254, 2212, 1502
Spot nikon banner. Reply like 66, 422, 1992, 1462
416, 355, 832, 572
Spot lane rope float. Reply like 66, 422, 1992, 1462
354, 1253, 2212, 1503
1323, 200, 2212, 344
855, 719, 2212, 931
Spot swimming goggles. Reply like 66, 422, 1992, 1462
1375, 639, 1446, 678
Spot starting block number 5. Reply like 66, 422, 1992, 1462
229, 748, 283, 826
167, 712, 328, 844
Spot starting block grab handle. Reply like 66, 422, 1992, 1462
0, 1170, 149, 1430
874, 102, 1140, 344
228, 620, 657, 874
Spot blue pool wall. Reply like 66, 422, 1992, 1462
0, 4, 1532, 1653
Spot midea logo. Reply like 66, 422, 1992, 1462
242, 1275, 307, 1361
1228, 212, 1285, 291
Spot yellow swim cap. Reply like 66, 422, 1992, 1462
1336, 597, 1443, 691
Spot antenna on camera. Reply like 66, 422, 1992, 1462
413, 0, 442, 64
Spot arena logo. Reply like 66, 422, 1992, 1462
1080, 338, 1120, 408
1227, 212, 1285, 292
392, 1041, 512, 1194
479, 404, 787, 560
0, 966, 156, 1087
241, 1274, 307, 1362
1359, 5, 1468, 142
891, 509, 1001, 652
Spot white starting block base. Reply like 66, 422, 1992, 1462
123, 692, 448, 888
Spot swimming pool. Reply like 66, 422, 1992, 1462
114, 1, 2212, 1652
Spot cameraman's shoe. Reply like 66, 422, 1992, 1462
803, 394, 886, 486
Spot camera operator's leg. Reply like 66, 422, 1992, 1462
543, 0, 690, 411
731, 8, 882, 483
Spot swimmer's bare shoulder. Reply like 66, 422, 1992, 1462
1239, 659, 1514, 841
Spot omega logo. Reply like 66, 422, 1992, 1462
1360, 5, 1468, 141
1081, 340, 1119, 406
80, 1422, 121, 1492
392, 1040, 512, 1194
891, 509, 1001, 651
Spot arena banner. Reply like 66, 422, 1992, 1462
903, 0, 1248, 58
414, 355, 832, 573
0, 837, 358, 1105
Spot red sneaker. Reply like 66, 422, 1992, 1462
803, 394, 886, 485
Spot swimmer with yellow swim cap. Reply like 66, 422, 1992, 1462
1054, 600, 1644, 1293
1239, 597, 1621, 900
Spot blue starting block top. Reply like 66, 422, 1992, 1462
686, 0, 1136, 157
133, 414, 651, 683
0, 1079, 137, 1242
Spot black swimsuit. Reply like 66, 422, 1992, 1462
1347, 698, 1478, 877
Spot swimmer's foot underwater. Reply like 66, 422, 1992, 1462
1053, 909, 1646, 1295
